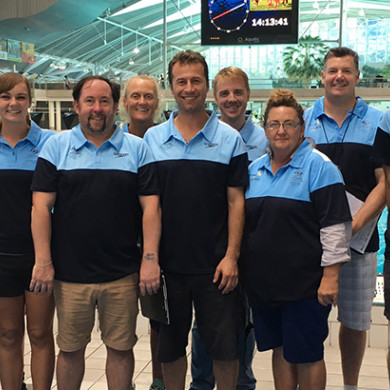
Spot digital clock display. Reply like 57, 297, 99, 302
201, 0, 298, 46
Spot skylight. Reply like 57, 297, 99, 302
113, 0, 164, 16
143, 3, 200, 29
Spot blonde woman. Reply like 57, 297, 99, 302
121, 74, 165, 390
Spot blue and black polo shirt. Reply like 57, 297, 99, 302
0, 121, 54, 254
243, 140, 351, 307
239, 116, 267, 163
31, 125, 159, 284
304, 97, 383, 252
373, 109, 390, 259
144, 111, 248, 274
373, 108, 390, 167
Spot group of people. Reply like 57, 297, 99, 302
0, 46, 388, 390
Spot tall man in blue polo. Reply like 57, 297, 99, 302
30, 75, 161, 390
190, 66, 267, 390
304, 47, 385, 390
144, 51, 248, 390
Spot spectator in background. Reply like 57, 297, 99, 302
63, 75, 70, 90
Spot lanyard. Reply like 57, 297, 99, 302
319, 110, 355, 144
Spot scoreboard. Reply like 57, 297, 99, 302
201, 0, 299, 46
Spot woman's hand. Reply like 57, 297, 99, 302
317, 263, 341, 306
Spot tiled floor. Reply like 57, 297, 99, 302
16, 315, 390, 390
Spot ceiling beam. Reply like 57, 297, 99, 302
96, 17, 185, 51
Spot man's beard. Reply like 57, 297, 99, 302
86, 115, 107, 134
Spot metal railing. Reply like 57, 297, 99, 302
30, 77, 390, 91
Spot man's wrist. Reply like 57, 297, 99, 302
35, 262, 53, 268
142, 252, 159, 262
35, 256, 53, 267
224, 251, 239, 263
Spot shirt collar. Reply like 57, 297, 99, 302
289, 138, 312, 168
0, 120, 41, 146
72, 124, 123, 151
162, 110, 217, 144
312, 96, 368, 120
260, 139, 312, 172
239, 116, 253, 143
25, 121, 42, 146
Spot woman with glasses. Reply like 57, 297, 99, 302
242, 89, 352, 390
0, 72, 55, 390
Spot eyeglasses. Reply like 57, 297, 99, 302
265, 121, 302, 131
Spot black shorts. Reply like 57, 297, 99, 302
157, 272, 244, 363
150, 319, 160, 333
252, 299, 331, 364
384, 257, 390, 320
0, 253, 34, 297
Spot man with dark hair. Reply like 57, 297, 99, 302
71, 75, 121, 103
145, 51, 248, 390
167, 50, 209, 86
304, 47, 385, 390
323, 46, 360, 72
30, 75, 161, 390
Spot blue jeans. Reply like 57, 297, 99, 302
190, 313, 256, 390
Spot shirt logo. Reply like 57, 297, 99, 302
249, 171, 262, 181
114, 152, 129, 158
246, 144, 257, 150
204, 142, 218, 148
68, 146, 83, 159
290, 170, 303, 183
26, 148, 39, 161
